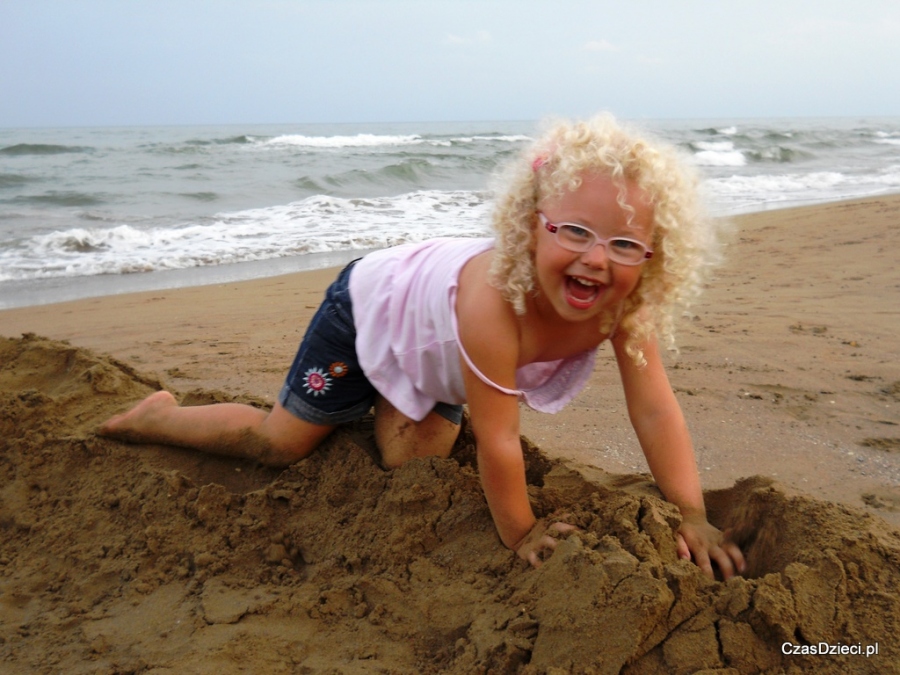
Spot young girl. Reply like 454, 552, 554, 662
100, 115, 745, 579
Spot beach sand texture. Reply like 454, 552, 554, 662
2, 195, 899, 673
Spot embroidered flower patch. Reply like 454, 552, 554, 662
329, 362, 349, 378
303, 367, 332, 396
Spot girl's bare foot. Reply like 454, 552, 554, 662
97, 391, 178, 444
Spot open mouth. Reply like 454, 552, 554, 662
565, 276, 601, 307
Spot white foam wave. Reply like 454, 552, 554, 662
695, 141, 735, 151
703, 169, 900, 212
709, 171, 846, 196
872, 166, 900, 187
716, 126, 738, 136
691, 141, 746, 167
264, 134, 424, 148
464, 135, 532, 143
0, 190, 493, 281
259, 133, 532, 149
428, 135, 531, 147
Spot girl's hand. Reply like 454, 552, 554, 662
676, 514, 746, 580
514, 518, 578, 568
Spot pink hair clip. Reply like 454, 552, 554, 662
532, 156, 547, 171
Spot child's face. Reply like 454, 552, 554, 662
532, 172, 654, 325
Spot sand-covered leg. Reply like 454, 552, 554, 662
98, 393, 333, 467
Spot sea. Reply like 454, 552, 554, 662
2, 117, 899, 309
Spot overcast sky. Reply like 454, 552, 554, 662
2, 0, 899, 128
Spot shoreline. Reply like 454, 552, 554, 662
0, 247, 377, 311
3, 193, 898, 311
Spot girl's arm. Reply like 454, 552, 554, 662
461, 345, 575, 566
455, 266, 533, 549
462, 361, 533, 548
613, 331, 745, 579
456, 260, 573, 566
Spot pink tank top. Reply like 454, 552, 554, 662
348, 238, 597, 421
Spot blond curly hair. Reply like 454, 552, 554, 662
488, 114, 723, 366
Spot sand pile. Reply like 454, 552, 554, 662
2, 333, 899, 674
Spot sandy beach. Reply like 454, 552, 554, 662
2, 195, 900, 672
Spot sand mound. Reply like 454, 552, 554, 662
2, 334, 899, 674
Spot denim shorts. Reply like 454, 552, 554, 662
278, 260, 463, 427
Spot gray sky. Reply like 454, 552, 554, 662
2, 0, 899, 127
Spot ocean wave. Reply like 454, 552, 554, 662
0, 143, 92, 156
705, 171, 866, 211
709, 171, 847, 194
79, 211, 120, 222
421, 134, 531, 148
137, 130, 530, 157
691, 138, 811, 166
263, 134, 425, 148
0, 173, 37, 188
286, 155, 503, 199
716, 129, 798, 146
8, 191, 104, 207
691, 141, 746, 167
47, 229, 112, 253
149, 144, 209, 156
693, 141, 734, 151
761, 130, 795, 141
873, 131, 900, 145
292, 176, 326, 193
745, 146, 809, 163
325, 158, 455, 190
146, 135, 255, 155
178, 192, 219, 202
0, 190, 492, 281
321, 166, 412, 191
873, 166, 900, 186
184, 135, 254, 146
449, 134, 532, 144
258, 133, 531, 150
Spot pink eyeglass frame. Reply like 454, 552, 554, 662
538, 212, 653, 265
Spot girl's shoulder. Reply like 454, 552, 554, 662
457, 249, 522, 343
457, 249, 512, 324
457, 247, 493, 284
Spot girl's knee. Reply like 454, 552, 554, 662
376, 416, 460, 469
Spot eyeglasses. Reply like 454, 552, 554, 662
538, 212, 653, 265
